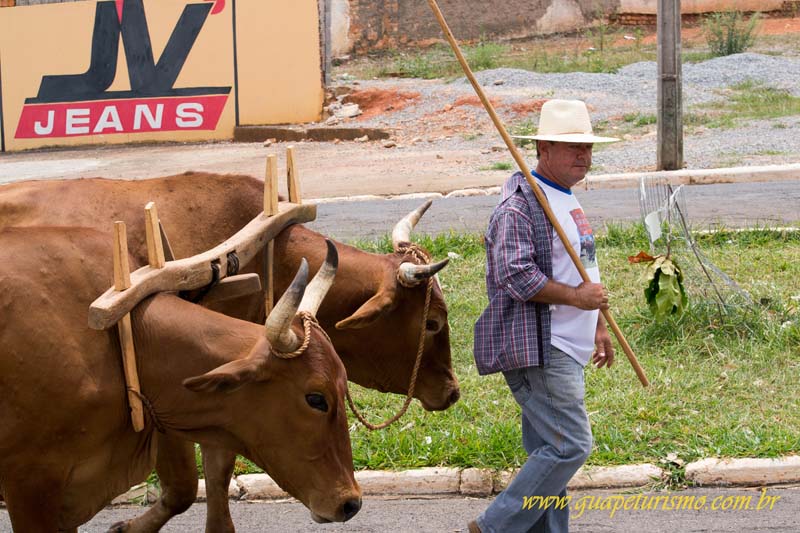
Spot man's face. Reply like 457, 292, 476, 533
539, 141, 594, 189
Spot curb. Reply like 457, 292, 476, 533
112, 456, 800, 505
234, 125, 392, 143
306, 164, 800, 204
686, 456, 800, 486
585, 163, 800, 190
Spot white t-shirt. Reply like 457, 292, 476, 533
536, 176, 600, 366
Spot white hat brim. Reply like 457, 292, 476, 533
511, 133, 620, 144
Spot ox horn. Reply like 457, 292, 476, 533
265, 258, 309, 353
391, 200, 433, 251
398, 258, 449, 286
298, 239, 339, 316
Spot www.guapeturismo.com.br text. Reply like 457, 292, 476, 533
522, 488, 781, 519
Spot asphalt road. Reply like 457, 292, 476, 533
3, 487, 797, 532
308, 180, 800, 242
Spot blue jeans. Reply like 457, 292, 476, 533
477, 347, 592, 533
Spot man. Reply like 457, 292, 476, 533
470, 99, 618, 533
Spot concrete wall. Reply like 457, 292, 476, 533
330, 0, 352, 57
0, 0, 324, 152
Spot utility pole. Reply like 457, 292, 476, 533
657, 0, 683, 170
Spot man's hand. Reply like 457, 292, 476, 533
572, 281, 609, 311
592, 318, 614, 368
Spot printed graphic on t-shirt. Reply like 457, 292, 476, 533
570, 208, 597, 269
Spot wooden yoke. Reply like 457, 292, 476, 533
145, 202, 166, 269
89, 178, 315, 331
113, 221, 145, 432
264, 154, 280, 314
286, 146, 302, 204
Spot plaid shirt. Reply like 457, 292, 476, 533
473, 172, 554, 375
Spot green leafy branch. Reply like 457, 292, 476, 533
629, 251, 688, 321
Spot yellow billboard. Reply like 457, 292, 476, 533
0, 0, 323, 152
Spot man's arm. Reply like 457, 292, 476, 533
531, 280, 614, 368
529, 279, 608, 310
491, 204, 608, 311
492, 209, 549, 302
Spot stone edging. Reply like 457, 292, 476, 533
112, 455, 800, 505
309, 164, 800, 204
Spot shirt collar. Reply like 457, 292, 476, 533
502, 172, 546, 212
532, 171, 572, 195
501, 170, 574, 207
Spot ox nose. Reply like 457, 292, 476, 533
342, 497, 362, 521
448, 388, 461, 405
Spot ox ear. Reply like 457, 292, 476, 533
335, 291, 394, 330
183, 355, 269, 394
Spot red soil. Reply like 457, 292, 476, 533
343, 88, 421, 120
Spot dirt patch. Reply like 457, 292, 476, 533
510, 99, 548, 116
343, 89, 420, 120
415, 107, 485, 138
451, 95, 501, 108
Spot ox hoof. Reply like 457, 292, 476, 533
107, 520, 131, 533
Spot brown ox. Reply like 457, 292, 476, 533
0, 227, 360, 532
0, 173, 459, 531
0, 173, 459, 408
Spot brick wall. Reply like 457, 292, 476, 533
343, 0, 795, 55
347, 0, 400, 54
348, 0, 618, 54
614, 2, 799, 26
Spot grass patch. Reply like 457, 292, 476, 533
510, 119, 537, 148
376, 42, 508, 80
688, 80, 800, 130
682, 50, 715, 64
213, 226, 800, 474
623, 112, 657, 127
336, 21, 800, 81
720, 80, 800, 120
702, 10, 761, 57
343, 226, 800, 470
361, 30, 660, 80
481, 161, 514, 171
466, 41, 507, 71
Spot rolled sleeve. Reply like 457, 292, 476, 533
491, 209, 548, 302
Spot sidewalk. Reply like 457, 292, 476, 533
1, 139, 799, 199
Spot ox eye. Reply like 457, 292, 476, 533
306, 393, 329, 413
426, 319, 441, 332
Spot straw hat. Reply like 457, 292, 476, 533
512, 99, 619, 144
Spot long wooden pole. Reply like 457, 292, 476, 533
426, 0, 649, 387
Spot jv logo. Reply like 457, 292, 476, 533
15, 0, 231, 139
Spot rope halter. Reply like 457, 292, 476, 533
272, 311, 321, 359
347, 242, 436, 430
